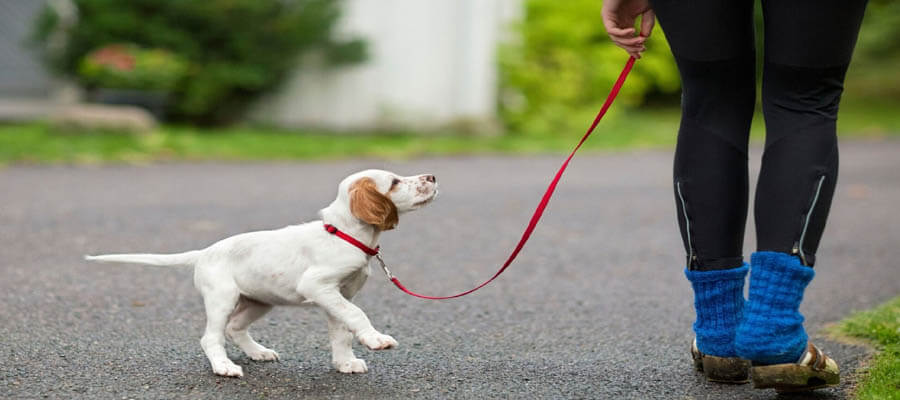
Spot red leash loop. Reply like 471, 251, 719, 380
393, 57, 636, 300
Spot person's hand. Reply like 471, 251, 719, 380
601, 0, 655, 59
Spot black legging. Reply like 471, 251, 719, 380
649, 0, 868, 270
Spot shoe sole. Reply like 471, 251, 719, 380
702, 355, 751, 384
751, 364, 839, 392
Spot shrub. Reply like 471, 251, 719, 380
499, 0, 680, 136
33, 0, 366, 124
77, 44, 188, 91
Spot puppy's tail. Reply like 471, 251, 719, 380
84, 250, 201, 267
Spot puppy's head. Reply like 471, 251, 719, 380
333, 169, 438, 231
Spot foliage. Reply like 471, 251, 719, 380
32, 0, 366, 124
856, 0, 900, 60
77, 44, 188, 91
832, 296, 900, 400
498, 0, 680, 136
842, 0, 900, 101
497, 0, 900, 137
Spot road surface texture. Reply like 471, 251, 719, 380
2, 140, 899, 399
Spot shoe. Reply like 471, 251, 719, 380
734, 252, 839, 391
750, 342, 839, 392
691, 338, 751, 383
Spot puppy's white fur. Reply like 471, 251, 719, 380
86, 169, 438, 377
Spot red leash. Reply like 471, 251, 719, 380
328, 56, 636, 300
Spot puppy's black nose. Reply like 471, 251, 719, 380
424, 175, 436, 183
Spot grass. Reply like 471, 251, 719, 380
1, 101, 898, 165
0, 109, 682, 165
829, 296, 900, 400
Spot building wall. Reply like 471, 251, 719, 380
251, 0, 521, 132
0, 0, 56, 98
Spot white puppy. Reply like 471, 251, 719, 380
86, 169, 438, 377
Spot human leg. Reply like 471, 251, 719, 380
753, 0, 868, 264
652, 0, 757, 272
735, 0, 868, 390
650, 0, 756, 381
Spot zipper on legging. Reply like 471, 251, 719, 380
676, 181, 697, 268
792, 175, 826, 266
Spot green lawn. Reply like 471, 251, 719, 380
0, 109, 681, 165
1, 102, 898, 165
830, 297, 900, 400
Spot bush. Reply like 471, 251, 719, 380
499, 0, 680, 136
78, 44, 187, 91
33, 0, 366, 124
856, 0, 900, 60
842, 0, 900, 100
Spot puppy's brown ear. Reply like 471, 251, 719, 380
349, 177, 399, 231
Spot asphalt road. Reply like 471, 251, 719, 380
2, 140, 899, 399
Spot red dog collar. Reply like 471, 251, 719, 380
323, 223, 380, 256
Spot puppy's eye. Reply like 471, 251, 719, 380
391, 178, 401, 186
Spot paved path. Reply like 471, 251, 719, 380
2, 140, 899, 399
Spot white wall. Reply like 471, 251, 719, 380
250, 0, 521, 132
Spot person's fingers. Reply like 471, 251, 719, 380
602, 16, 636, 38
607, 28, 636, 42
616, 42, 645, 55
614, 36, 646, 46
601, 4, 649, 58
639, 9, 656, 38
607, 30, 645, 52
620, 43, 644, 52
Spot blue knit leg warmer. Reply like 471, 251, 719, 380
685, 263, 749, 358
734, 251, 815, 365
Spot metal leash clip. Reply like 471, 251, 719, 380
374, 253, 394, 280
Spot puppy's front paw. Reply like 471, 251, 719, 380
359, 331, 398, 350
248, 348, 280, 362
212, 360, 244, 378
334, 358, 368, 374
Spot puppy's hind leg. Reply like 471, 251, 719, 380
226, 296, 278, 362
199, 287, 244, 377
327, 314, 367, 374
